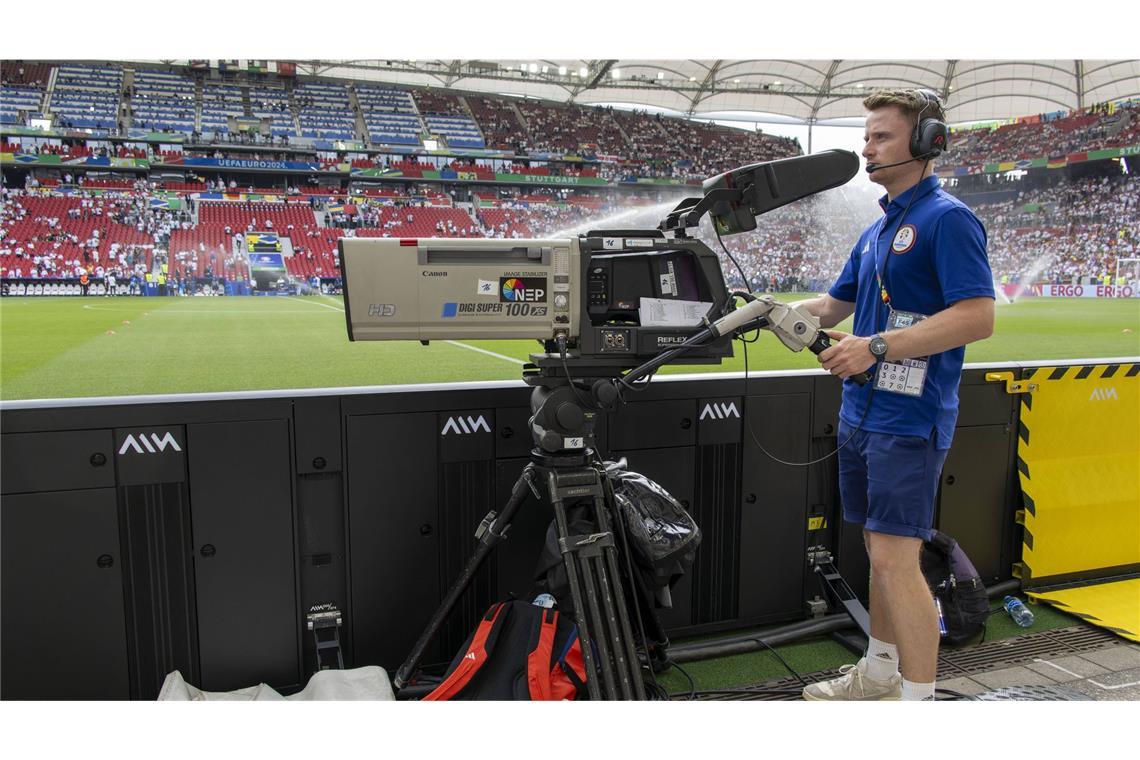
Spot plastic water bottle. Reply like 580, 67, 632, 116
1003, 595, 1035, 627
933, 596, 948, 637
533, 593, 556, 609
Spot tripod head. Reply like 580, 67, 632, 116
525, 362, 619, 458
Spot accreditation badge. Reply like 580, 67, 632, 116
874, 309, 929, 397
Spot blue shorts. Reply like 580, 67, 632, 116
837, 420, 949, 540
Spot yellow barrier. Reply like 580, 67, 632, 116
1001, 362, 1140, 641
1009, 363, 1140, 583
1027, 580, 1140, 643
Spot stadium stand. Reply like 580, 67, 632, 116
356, 86, 423, 146
1, 61, 53, 88
4, 172, 1138, 292
129, 68, 197, 134
423, 114, 485, 149
197, 201, 318, 230
50, 65, 123, 131
970, 174, 1139, 285
414, 87, 485, 147
0, 194, 156, 280
412, 89, 468, 117
295, 81, 357, 141
1, 83, 45, 126
516, 102, 626, 155
247, 84, 297, 138
200, 84, 246, 138
942, 103, 1140, 167
465, 96, 523, 151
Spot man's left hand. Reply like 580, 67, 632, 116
817, 330, 876, 379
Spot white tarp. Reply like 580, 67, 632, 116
158, 666, 395, 701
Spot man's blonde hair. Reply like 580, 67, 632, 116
862, 89, 946, 127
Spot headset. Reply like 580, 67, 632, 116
909, 88, 950, 159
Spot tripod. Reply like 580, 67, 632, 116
394, 371, 654, 700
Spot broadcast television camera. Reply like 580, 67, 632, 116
349, 151, 863, 698
339, 149, 860, 371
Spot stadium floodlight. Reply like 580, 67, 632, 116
657, 72, 664, 79
559, 66, 567, 76
579, 67, 588, 77
612, 69, 621, 79
529, 63, 538, 73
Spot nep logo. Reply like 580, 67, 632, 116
500, 277, 547, 303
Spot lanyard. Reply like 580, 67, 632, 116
872, 177, 929, 329
874, 220, 894, 313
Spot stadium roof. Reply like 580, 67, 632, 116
295, 59, 1140, 125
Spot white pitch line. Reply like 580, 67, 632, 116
81, 304, 333, 315
282, 295, 346, 312
445, 340, 526, 365
1033, 658, 1140, 690
279, 297, 523, 365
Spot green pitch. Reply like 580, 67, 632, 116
1, 294, 1138, 400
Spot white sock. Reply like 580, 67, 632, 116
901, 679, 936, 701
864, 637, 899, 681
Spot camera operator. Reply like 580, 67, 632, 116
793, 90, 995, 701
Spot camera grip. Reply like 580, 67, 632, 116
809, 332, 869, 386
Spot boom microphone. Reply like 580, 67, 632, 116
865, 154, 934, 173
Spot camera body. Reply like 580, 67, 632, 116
339, 231, 735, 366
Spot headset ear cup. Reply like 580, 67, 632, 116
912, 118, 949, 158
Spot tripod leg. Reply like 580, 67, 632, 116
549, 485, 605, 701
394, 463, 537, 690
585, 548, 635, 699
592, 493, 647, 700
574, 541, 621, 700
598, 463, 661, 695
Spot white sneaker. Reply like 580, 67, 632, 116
802, 657, 902, 701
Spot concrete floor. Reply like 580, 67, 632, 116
938, 643, 1140, 700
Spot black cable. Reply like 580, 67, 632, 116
756, 639, 809, 686
715, 225, 752, 294
742, 333, 877, 467
556, 334, 602, 411
667, 686, 808, 700
934, 687, 980, 701
666, 660, 698, 701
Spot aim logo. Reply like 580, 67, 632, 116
119, 432, 183, 455
1089, 387, 1119, 401
700, 402, 741, 420
441, 415, 492, 435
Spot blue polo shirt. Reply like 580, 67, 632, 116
828, 175, 994, 448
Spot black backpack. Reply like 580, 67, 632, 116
423, 600, 587, 700
920, 530, 989, 646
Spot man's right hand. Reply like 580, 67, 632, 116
817, 330, 876, 380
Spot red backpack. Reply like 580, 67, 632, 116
423, 600, 587, 701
